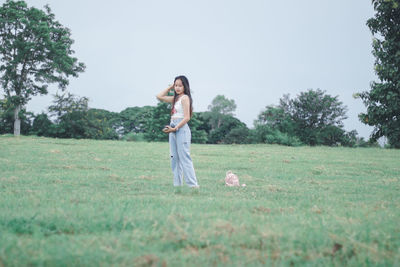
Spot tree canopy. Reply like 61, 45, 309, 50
206, 95, 237, 130
255, 89, 353, 146
0, 0, 85, 135
358, 0, 400, 148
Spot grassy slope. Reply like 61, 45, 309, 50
0, 135, 399, 266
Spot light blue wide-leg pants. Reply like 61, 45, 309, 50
169, 119, 199, 187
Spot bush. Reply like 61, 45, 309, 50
123, 132, 145, 142
223, 126, 250, 144
254, 125, 302, 146
317, 125, 346, 146
30, 113, 54, 137
265, 130, 303, 146
206, 115, 248, 144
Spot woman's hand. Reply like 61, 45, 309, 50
162, 126, 177, 133
156, 84, 175, 103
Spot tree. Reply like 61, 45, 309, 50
223, 126, 250, 144
0, 97, 32, 134
254, 104, 296, 136
195, 111, 213, 134
143, 102, 171, 142
85, 109, 120, 140
207, 95, 237, 129
207, 114, 248, 144
253, 105, 295, 146
317, 125, 346, 146
0, 98, 14, 133
357, 0, 400, 148
202, 95, 251, 144
0, 0, 85, 136
188, 112, 208, 144
208, 95, 237, 116
255, 90, 349, 146
341, 129, 358, 148
48, 92, 89, 138
253, 105, 302, 146
48, 93, 118, 139
119, 106, 155, 135
48, 92, 88, 119
30, 112, 54, 136
289, 89, 347, 146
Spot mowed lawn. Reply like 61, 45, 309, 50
0, 135, 399, 266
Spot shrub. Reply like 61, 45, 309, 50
123, 132, 145, 142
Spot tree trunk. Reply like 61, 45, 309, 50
13, 104, 21, 136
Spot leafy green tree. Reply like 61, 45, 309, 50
188, 112, 208, 144
119, 106, 155, 135
85, 109, 120, 139
255, 90, 350, 146
207, 114, 248, 144
0, 97, 32, 134
196, 111, 213, 134
254, 105, 296, 137
0, 98, 13, 133
200, 95, 250, 144
30, 112, 54, 136
208, 95, 237, 115
223, 126, 250, 144
289, 89, 347, 146
341, 129, 358, 148
48, 93, 118, 139
357, 0, 400, 148
317, 125, 346, 146
207, 95, 237, 129
48, 92, 89, 138
48, 92, 88, 119
253, 103, 299, 146
143, 102, 171, 142
0, 0, 85, 136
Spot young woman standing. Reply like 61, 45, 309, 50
156, 75, 199, 188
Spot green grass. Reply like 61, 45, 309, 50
0, 135, 399, 266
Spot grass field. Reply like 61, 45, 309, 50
0, 135, 399, 266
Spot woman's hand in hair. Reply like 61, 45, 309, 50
156, 84, 174, 103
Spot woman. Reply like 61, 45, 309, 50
156, 75, 199, 188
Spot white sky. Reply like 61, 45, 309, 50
21, 0, 376, 138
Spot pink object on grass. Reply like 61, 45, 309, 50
225, 171, 246, 187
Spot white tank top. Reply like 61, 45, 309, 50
171, 97, 184, 119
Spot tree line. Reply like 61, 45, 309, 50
0, 90, 377, 147
1, 0, 399, 147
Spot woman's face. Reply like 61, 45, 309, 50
174, 79, 184, 95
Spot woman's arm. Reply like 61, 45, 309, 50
156, 84, 174, 103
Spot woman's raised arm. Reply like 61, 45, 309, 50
156, 84, 174, 103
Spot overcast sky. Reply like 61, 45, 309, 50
21, 0, 376, 138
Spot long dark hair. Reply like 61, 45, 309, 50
171, 75, 193, 117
